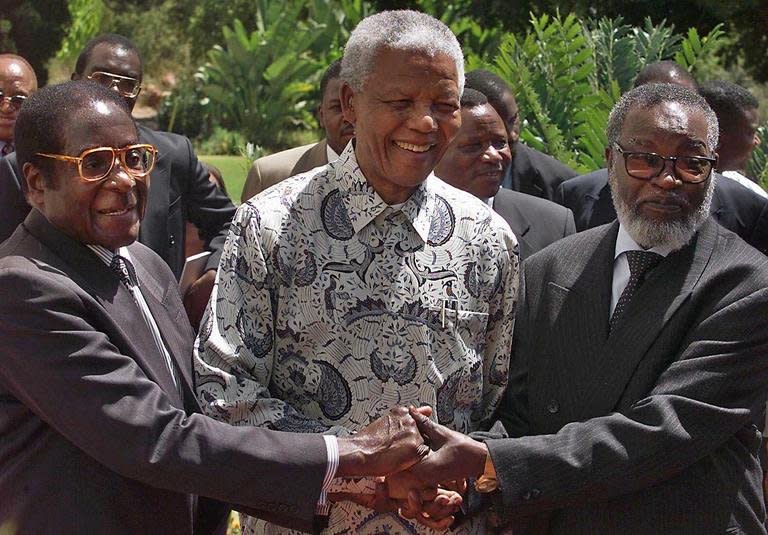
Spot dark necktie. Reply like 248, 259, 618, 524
0, 142, 13, 157
609, 250, 664, 331
110, 254, 138, 288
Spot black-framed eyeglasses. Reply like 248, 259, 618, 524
613, 143, 716, 184
0, 91, 28, 111
35, 144, 157, 182
87, 71, 141, 98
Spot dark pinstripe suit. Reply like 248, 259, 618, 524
490, 218, 768, 534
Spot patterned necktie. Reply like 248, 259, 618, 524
110, 254, 138, 288
609, 250, 664, 331
0, 142, 13, 157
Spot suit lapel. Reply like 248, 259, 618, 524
578, 220, 716, 418
547, 224, 616, 401
129, 252, 195, 402
291, 139, 329, 176
23, 211, 184, 406
138, 126, 169, 258
493, 191, 533, 257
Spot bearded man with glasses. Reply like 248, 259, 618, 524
386, 83, 768, 534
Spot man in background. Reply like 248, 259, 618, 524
700, 80, 765, 197
435, 88, 575, 259
241, 59, 355, 201
0, 54, 36, 156
0, 54, 36, 242
464, 69, 577, 201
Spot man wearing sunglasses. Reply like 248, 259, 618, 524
0, 54, 37, 243
0, 54, 36, 157
0, 34, 236, 329
388, 83, 768, 534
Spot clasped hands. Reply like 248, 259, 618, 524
333, 406, 489, 530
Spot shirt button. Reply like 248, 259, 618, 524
168, 235, 176, 246
547, 399, 560, 414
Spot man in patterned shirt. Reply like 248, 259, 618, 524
195, 10, 519, 534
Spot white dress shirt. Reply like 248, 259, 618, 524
610, 225, 675, 317
722, 170, 768, 199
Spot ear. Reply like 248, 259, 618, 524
605, 145, 614, 168
23, 162, 47, 210
340, 82, 357, 125
317, 104, 326, 129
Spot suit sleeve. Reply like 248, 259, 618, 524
0, 267, 327, 524
563, 208, 576, 238
488, 286, 768, 516
241, 161, 263, 203
178, 136, 237, 272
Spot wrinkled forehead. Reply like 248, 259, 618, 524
62, 99, 138, 150
84, 43, 142, 80
622, 101, 710, 148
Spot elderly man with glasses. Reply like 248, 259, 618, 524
0, 79, 434, 535
387, 82, 768, 534
0, 34, 235, 330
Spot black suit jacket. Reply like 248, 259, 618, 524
501, 142, 578, 201
0, 125, 236, 278
556, 168, 768, 254
489, 219, 768, 534
0, 210, 327, 534
492, 188, 576, 259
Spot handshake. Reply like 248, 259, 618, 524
332, 406, 490, 530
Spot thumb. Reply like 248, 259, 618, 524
409, 406, 445, 449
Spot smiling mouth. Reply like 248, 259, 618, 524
394, 141, 433, 153
98, 205, 136, 216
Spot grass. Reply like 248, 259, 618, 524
198, 155, 251, 204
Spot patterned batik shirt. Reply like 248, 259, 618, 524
194, 143, 519, 534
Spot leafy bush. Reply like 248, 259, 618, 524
491, 13, 725, 173
747, 125, 768, 188
196, 127, 249, 156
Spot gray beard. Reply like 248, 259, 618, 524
609, 170, 715, 251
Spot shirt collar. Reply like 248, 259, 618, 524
335, 142, 435, 243
615, 224, 675, 261
326, 143, 340, 163
86, 244, 129, 266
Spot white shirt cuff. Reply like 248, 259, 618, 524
316, 435, 339, 515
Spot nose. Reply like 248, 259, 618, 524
408, 104, 438, 133
0, 97, 13, 112
105, 161, 136, 191
483, 144, 504, 163
651, 159, 682, 190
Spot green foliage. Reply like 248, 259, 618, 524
747, 126, 768, 188
492, 13, 727, 173
197, 6, 328, 150
57, 0, 105, 60
196, 127, 249, 156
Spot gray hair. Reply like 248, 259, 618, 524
341, 10, 464, 93
606, 83, 719, 152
